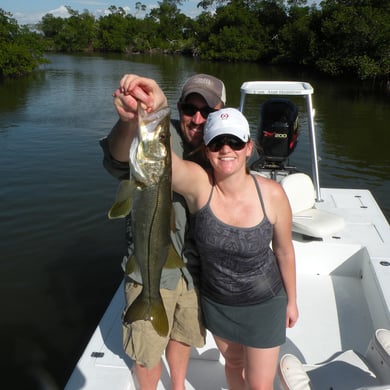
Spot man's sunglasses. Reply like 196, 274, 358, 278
207, 135, 247, 152
179, 103, 216, 119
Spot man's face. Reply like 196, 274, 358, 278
178, 93, 223, 148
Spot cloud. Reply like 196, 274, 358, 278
102, 5, 132, 16
48, 5, 72, 18
11, 2, 201, 26
75, 0, 106, 5
12, 6, 71, 25
12, 4, 119, 25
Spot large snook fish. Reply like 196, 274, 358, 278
108, 104, 179, 337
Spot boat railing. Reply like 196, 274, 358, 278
239, 81, 322, 202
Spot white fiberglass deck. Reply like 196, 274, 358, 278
65, 188, 390, 390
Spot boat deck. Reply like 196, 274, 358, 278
65, 188, 390, 390
64, 259, 380, 389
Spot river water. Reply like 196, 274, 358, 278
0, 53, 389, 388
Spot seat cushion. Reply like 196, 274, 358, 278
292, 208, 345, 237
280, 173, 345, 237
280, 173, 315, 213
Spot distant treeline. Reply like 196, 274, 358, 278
1, 0, 389, 82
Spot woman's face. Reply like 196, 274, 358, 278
206, 136, 253, 175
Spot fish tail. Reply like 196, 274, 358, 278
150, 297, 169, 337
123, 294, 169, 337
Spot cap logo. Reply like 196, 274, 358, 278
220, 113, 229, 120
195, 77, 212, 87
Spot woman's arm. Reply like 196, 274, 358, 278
271, 184, 299, 328
171, 151, 209, 213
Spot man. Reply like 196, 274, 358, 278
100, 74, 226, 390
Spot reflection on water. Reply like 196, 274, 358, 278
0, 53, 389, 387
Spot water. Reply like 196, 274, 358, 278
0, 54, 389, 388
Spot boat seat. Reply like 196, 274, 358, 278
278, 329, 390, 390
280, 173, 345, 238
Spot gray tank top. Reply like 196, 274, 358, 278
190, 175, 283, 306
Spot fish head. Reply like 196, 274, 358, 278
130, 105, 171, 186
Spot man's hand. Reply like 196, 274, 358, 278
112, 74, 168, 122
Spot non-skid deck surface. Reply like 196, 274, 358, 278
65, 270, 375, 390
282, 274, 374, 364
65, 283, 228, 390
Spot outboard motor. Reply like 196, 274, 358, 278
251, 98, 299, 177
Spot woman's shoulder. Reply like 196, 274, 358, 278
251, 172, 284, 194
251, 172, 289, 214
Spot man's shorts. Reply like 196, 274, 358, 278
122, 276, 205, 368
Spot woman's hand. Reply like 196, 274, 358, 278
286, 300, 299, 328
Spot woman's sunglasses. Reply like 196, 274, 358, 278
207, 135, 247, 152
179, 103, 216, 119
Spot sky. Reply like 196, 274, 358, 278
2, 0, 203, 25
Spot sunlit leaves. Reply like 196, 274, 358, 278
1, 0, 389, 81
0, 9, 48, 77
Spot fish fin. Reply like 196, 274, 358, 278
164, 244, 185, 269
123, 294, 169, 337
170, 206, 177, 232
125, 255, 137, 274
108, 198, 131, 219
108, 180, 137, 219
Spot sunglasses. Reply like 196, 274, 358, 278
180, 103, 216, 119
207, 135, 247, 152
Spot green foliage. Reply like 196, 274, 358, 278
197, 1, 266, 61
313, 1, 390, 79
38, 7, 97, 52
96, 11, 130, 52
0, 9, 48, 78
272, 5, 317, 65
1, 0, 389, 81
147, 0, 191, 50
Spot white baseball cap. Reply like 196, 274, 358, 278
204, 108, 250, 145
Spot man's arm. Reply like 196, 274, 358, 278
106, 118, 137, 163
106, 74, 169, 163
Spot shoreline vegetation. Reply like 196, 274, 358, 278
1, 0, 389, 87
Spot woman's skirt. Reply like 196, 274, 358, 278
201, 287, 287, 348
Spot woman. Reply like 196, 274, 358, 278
172, 107, 298, 390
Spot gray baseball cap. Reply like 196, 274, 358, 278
181, 74, 226, 108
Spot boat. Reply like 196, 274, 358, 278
65, 81, 390, 390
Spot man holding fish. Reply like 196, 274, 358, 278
101, 73, 226, 389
